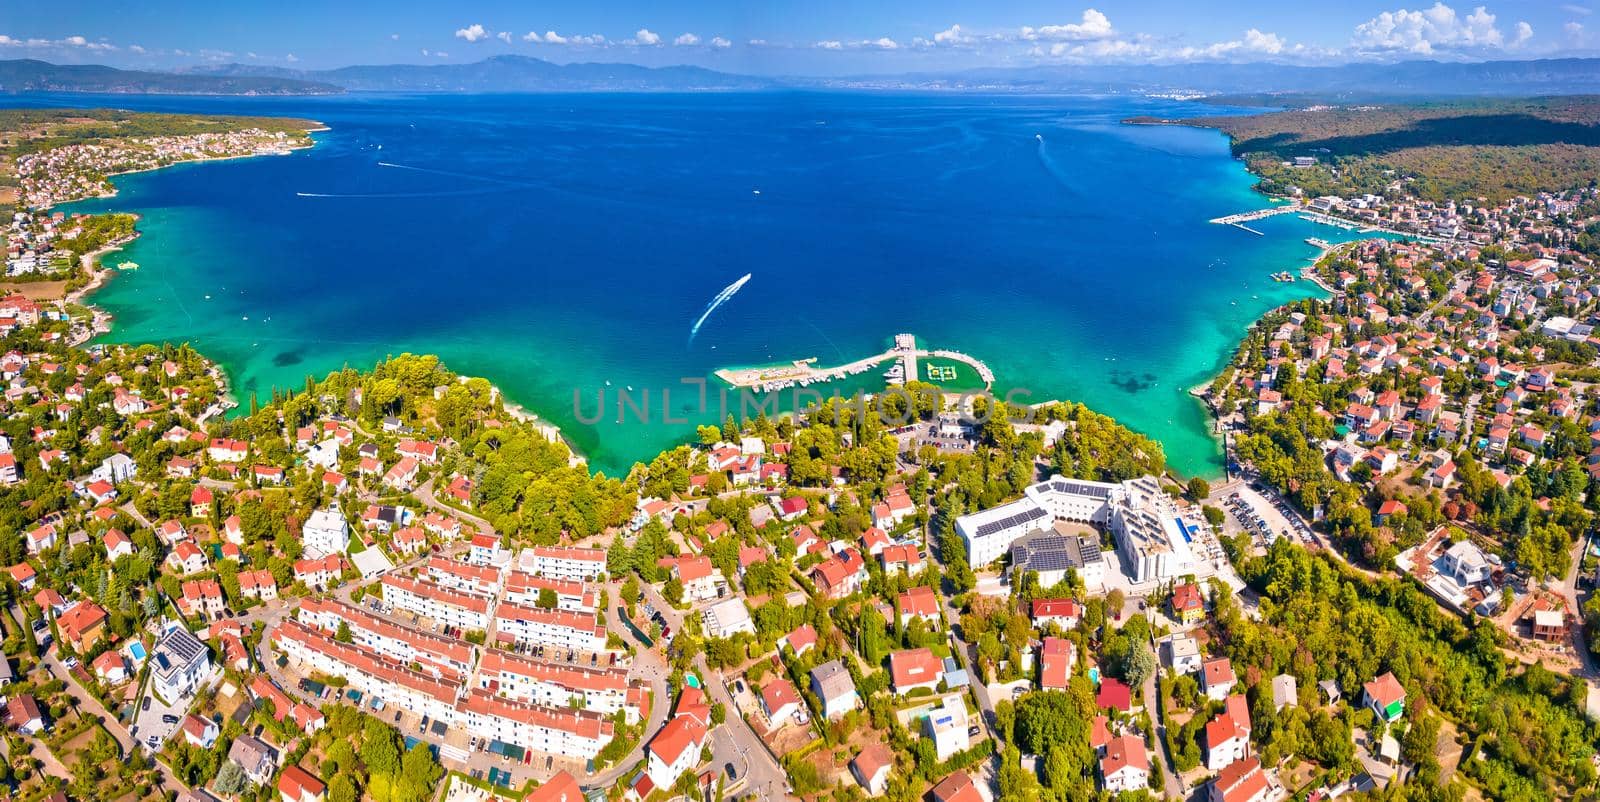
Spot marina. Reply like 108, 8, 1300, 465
714, 333, 995, 394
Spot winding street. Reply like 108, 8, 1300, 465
582, 586, 670, 790
629, 582, 790, 799
37, 643, 190, 792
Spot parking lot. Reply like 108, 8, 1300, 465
1218, 481, 1315, 550
130, 668, 216, 752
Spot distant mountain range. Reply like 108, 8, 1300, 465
182, 55, 771, 92
905, 58, 1600, 97
0, 59, 341, 95
6, 54, 1600, 97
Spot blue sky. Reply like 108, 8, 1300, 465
3, 1, 1596, 74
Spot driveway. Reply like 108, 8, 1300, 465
38, 643, 192, 793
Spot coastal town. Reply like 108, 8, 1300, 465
0, 87, 1597, 802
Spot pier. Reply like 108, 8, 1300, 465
1209, 206, 1297, 225
715, 334, 995, 393
1212, 203, 1444, 244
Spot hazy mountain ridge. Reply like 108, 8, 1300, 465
7, 54, 1600, 96
0, 59, 342, 95
185, 54, 772, 92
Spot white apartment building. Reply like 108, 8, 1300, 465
956, 475, 1199, 582
297, 598, 474, 680
427, 556, 504, 597
275, 621, 613, 760
493, 601, 607, 652
503, 572, 597, 613
381, 575, 493, 632
151, 627, 211, 703
301, 505, 351, 559
455, 689, 613, 760
521, 546, 607, 582
476, 648, 632, 718
274, 619, 462, 724
702, 598, 755, 639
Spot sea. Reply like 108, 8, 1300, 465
18, 91, 1382, 478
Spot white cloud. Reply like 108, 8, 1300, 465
933, 24, 973, 46
1243, 29, 1287, 54
286, 53, 299, 62
815, 40, 843, 50
711, 36, 731, 49
674, 33, 700, 46
496, 31, 512, 44
391, 33, 400, 41
632, 28, 661, 46
129, 44, 146, 54
1567, 20, 1586, 35
1351, 3, 1528, 54
0, 33, 117, 51
1022, 9, 1115, 42
863, 37, 899, 49
1562, 3, 1592, 15
748, 38, 769, 46
454, 24, 488, 43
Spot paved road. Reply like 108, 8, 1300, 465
415, 478, 497, 535
38, 644, 190, 793
1557, 536, 1597, 680
633, 583, 790, 799
1141, 614, 1186, 801
583, 583, 671, 790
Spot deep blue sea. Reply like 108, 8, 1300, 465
18, 92, 1371, 477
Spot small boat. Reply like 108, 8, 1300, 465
117, 261, 139, 270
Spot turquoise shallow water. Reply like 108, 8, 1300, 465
23, 92, 1376, 478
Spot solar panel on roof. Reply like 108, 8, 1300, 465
974, 505, 1048, 538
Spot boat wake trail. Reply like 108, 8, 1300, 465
295, 187, 511, 199
688, 273, 752, 345
1034, 134, 1080, 195
376, 161, 541, 189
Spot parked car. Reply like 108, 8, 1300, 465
161, 714, 179, 725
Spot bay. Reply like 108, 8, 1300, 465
25, 91, 1373, 477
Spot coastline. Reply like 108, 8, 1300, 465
49, 122, 594, 465
40, 136, 320, 212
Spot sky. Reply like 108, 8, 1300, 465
3, 1, 1598, 75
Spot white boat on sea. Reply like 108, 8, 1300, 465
117, 261, 139, 270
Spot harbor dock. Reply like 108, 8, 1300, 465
1209, 206, 1297, 225
715, 333, 995, 393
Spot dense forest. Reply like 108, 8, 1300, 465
1133, 96, 1600, 202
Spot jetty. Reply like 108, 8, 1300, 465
1209, 206, 1297, 225
715, 333, 995, 393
